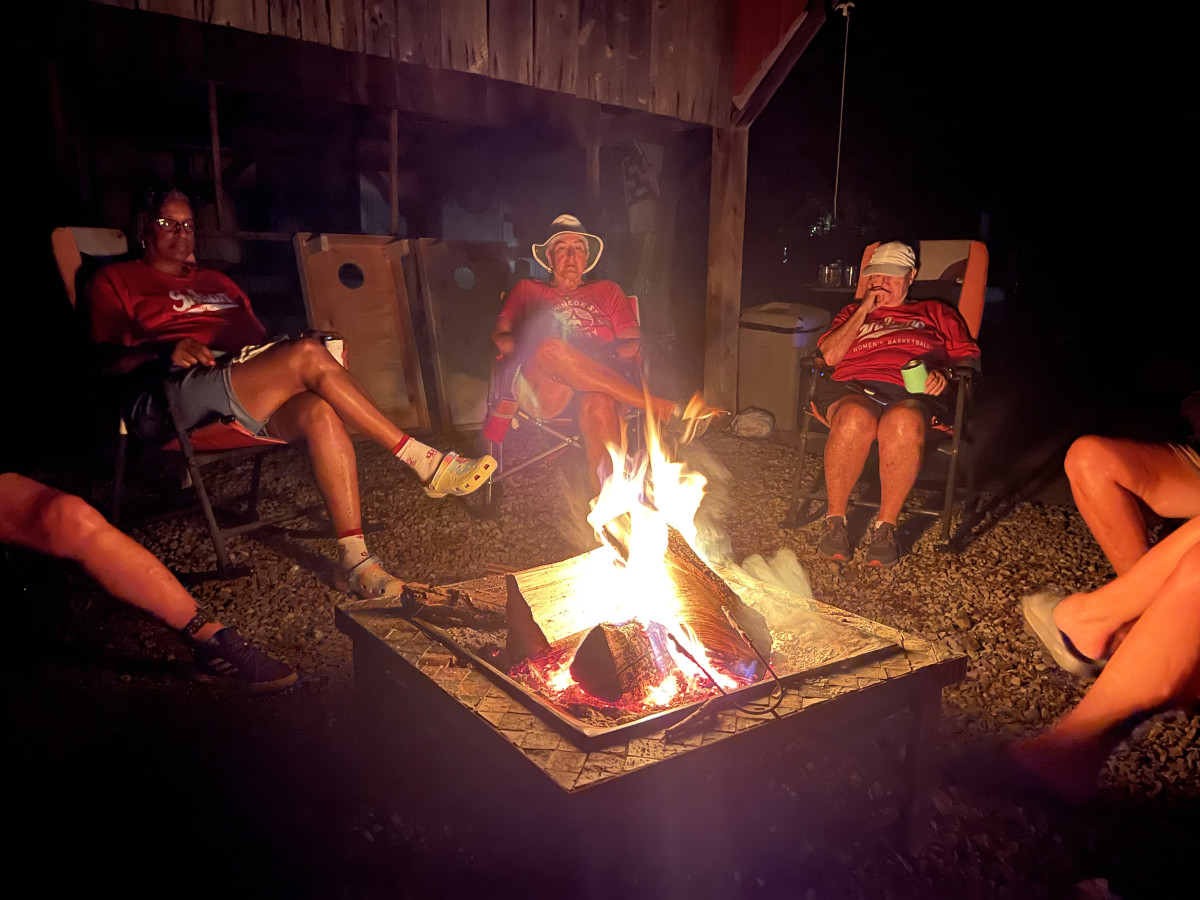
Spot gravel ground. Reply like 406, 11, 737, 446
5, 428, 1198, 899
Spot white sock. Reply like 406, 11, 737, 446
395, 437, 443, 481
337, 531, 371, 571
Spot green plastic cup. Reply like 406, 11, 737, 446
901, 359, 928, 393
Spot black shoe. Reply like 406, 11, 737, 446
865, 522, 902, 567
192, 627, 298, 692
817, 516, 851, 561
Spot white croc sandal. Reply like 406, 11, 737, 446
423, 452, 497, 499
340, 556, 405, 599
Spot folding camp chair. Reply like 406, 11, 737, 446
781, 240, 987, 549
52, 226, 292, 576
470, 295, 646, 518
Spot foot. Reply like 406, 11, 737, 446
191, 627, 297, 692
865, 522, 902, 567
817, 515, 852, 561
341, 555, 405, 599
423, 452, 497, 498
1021, 588, 1106, 678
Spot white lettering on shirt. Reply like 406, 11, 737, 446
170, 289, 239, 314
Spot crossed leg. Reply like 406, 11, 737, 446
1010, 518, 1200, 801
1065, 436, 1200, 575
824, 396, 927, 525
224, 336, 494, 596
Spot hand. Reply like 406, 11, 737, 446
492, 336, 516, 360
860, 287, 883, 315
171, 338, 215, 368
924, 368, 949, 396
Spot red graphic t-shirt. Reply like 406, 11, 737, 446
819, 299, 980, 385
86, 259, 267, 355
498, 279, 637, 351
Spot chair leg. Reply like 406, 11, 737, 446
112, 419, 128, 527
165, 384, 234, 572
247, 452, 265, 520
938, 376, 971, 547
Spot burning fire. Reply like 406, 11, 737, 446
518, 396, 743, 710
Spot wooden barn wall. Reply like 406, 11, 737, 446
87, 0, 736, 127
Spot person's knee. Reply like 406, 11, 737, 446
531, 337, 572, 369
39, 492, 109, 559
285, 335, 340, 380
878, 404, 926, 446
579, 394, 620, 434
1064, 435, 1122, 486
290, 394, 345, 440
829, 401, 878, 441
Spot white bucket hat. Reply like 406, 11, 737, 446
862, 241, 917, 276
532, 214, 604, 274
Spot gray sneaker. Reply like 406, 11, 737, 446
817, 516, 851, 561
191, 627, 298, 692
865, 522, 902, 567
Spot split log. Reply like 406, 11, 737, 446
663, 525, 772, 679
569, 620, 673, 701
505, 530, 772, 682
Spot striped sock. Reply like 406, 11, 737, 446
336, 529, 370, 571
394, 436, 443, 481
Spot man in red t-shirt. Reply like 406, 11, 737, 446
813, 241, 980, 566
86, 189, 496, 599
491, 215, 686, 492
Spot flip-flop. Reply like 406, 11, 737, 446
423, 452, 497, 499
1021, 588, 1106, 678
339, 555, 405, 599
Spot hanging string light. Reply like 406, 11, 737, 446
832, 2, 854, 223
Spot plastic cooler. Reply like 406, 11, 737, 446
737, 302, 831, 431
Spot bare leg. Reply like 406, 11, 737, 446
0, 474, 221, 640
265, 393, 360, 535
229, 337, 408, 450
823, 396, 881, 519
520, 339, 675, 420
876, 401, 927, 525
1011, 541, 1200, 801
1056, 514, 1200, 659
1065, 436, 1200, 575
578, 392, 623, 492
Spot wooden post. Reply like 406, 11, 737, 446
586, 139, 601, 204
207, 80, 229, 232
389, 108, 400, 236
704, 126, 748, 412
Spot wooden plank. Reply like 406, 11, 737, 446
577, 0, 605, 102
441, 0, 487, 74
650, 0, 685, 118
139, 0, 198, 17
707, 0, 734, 127
300, 0, 331, 43
207, 81, 230, 232
600, 0, 631, 107
626, 0, 652, 111
395, 0, 435, 66
533, 0, 578, 95
389, 109, 400, 235
268, 0, 302, 38
703, 126, 748, 413
487, 0, 532, 84
337, 0, 366, 51
365, 0, 397, 58
681, 0, 716, 124
206, 0, 267, 31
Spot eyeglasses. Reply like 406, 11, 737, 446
154, 217, 196, 234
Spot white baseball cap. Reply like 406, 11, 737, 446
862, 241, 917, 276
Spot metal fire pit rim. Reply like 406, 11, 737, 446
409, 613, 902, 748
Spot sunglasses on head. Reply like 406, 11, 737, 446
154, 217, 196, 234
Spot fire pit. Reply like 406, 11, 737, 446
336, 416, 965, 853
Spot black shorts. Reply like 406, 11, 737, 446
813, 377, 956, 430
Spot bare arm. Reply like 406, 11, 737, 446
491, 315, 515, 358
817, 290, 882, 366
